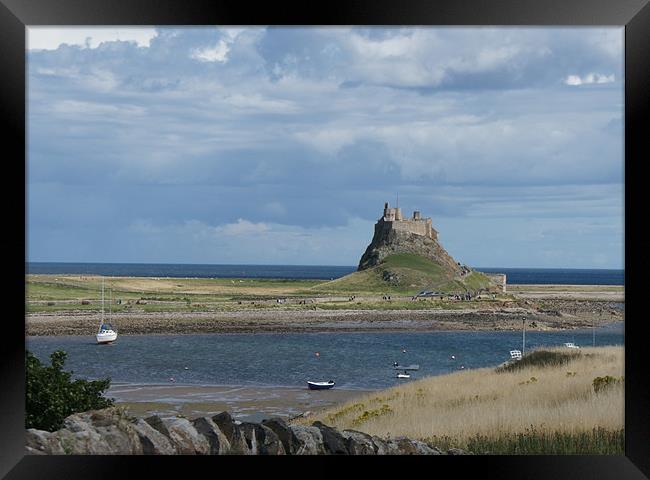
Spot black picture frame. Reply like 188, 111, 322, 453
2, 0, 647, 478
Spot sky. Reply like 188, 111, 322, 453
26, 27, 624, 269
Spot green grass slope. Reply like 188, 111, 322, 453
312, 253, 494, 295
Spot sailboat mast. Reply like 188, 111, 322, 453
101, 277, 104, 324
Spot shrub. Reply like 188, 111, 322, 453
593, 375, 624, 394
26, 350, 114, 431
496, 350, 580, 373
351, 404, 393, 427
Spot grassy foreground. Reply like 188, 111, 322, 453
294, 346, 624, 454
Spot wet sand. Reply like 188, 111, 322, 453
108, 383, 371, 423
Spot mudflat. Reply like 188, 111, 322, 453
108, 383, 370, 422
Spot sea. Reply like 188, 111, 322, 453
26, 325, 623, 391
26, 262, 625, 285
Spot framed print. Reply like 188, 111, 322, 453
1, 0, 648, 478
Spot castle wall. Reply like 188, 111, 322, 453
381, 203, 437, 240
390, 219, 431, 238
382, 219, 438, 240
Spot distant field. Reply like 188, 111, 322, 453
27, 274, 321, 297
26, 274, 324, 313
25, 273, 621, 316
297, 346, 624, 454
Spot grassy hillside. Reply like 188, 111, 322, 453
295, 346, 624, 454
312, 253, 494, 295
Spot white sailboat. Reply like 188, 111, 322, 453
96, 277, 117, 344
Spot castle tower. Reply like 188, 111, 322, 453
382, 202, 402, 222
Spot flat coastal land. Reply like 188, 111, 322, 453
26, 275, 624, 335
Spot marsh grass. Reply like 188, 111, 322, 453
297, 346, 624, 454
425, 427, 624, 454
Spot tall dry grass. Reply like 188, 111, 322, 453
297, 346, 623, 447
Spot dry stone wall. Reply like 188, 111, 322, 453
25, 407, 472, 455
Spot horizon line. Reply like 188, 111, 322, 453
25, 260, 625, 271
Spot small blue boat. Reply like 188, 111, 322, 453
307, 380, 335, 390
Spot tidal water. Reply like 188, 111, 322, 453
27, 262, 624, 285
26, 324, 623, 391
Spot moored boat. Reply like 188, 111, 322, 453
96, 278, 118, 344
393, 363, 419, 371
307, 380, 335, 390
97, 323, 117, 344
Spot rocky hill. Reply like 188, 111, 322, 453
358, 221, 462, 274
315, 203, 497, 295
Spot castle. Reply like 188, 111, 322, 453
357, 201, 454, 272
380, 202, 438, 240
358, 202, 507, 293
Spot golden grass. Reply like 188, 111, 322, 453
297, 346, 623, 444
27, 274, 321, 297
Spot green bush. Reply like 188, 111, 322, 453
593, 375, 624, 394
26, 350, 114, 431
496, 350, 580, 373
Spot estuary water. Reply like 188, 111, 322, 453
26, 324, 623, 391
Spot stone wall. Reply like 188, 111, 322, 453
25, 408, 471, 455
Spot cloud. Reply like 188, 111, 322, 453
27, 27, 158, 50
214, 218, 269, 236
191, 40, 231, 62
256, 27, 622, 91
565, 73, 615, 85
190, 27, 248, 63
